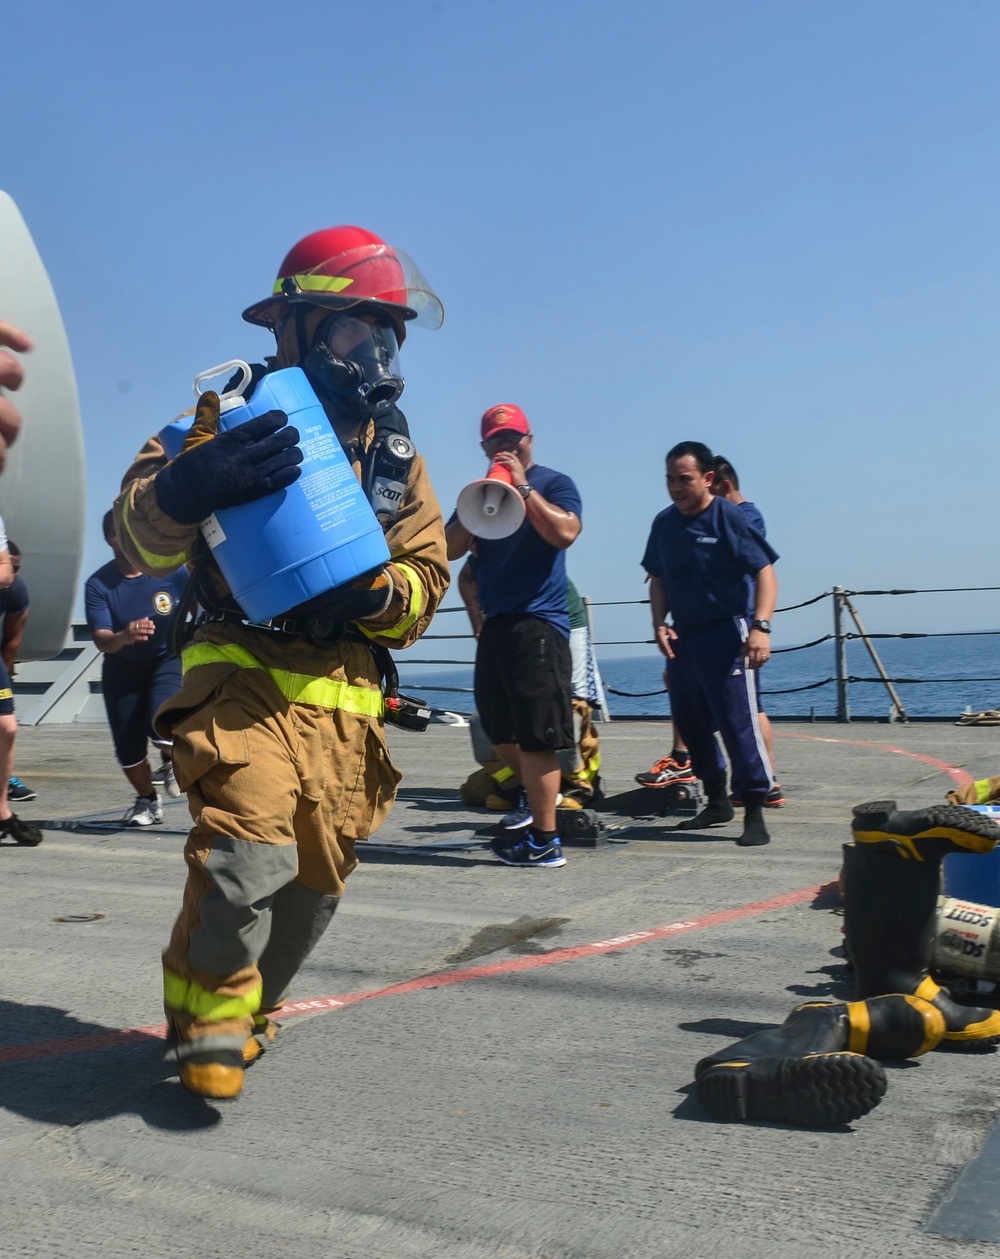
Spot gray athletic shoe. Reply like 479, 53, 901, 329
124, 793, 163, 827
151, 761, 181, 798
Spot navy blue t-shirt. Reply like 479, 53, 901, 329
738, 500, 766, 536
642, 496, 778, 628
737, 501, 767, 615
472, 463, 582, 637
85, 562, 189, 662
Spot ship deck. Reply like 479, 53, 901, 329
3, 718, 1000, 1258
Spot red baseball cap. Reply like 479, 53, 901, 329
481, 403, 530, 441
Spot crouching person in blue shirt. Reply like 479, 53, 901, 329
642, 441, 779, 847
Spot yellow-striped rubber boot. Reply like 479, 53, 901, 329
840, 994, 945, 1059
851, 799, 999, 861
696, 1052, 886, 1126
843, 835, 1000, 1050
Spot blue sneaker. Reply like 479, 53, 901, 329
8, 776, 36, 802
501, 789, 563, 830
490, 831, 566, 868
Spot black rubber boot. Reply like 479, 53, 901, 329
851, 799, 999, 861
694, 994, 943, 1125
697, 1053, 885, 1127
678, 777, 735, 830
737, 797, 771, 847
843, 817, 1000, 1049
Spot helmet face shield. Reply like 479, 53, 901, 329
243, 227, 444, 336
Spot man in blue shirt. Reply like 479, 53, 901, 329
446, 404, 582, 868
642, 441, 778, 846
85, 511, 188, 826
636, 454, 784, 805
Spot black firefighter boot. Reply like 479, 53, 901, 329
695, 993, 945, 1126
845, 800, 1000, 1049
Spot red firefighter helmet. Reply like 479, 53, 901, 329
242, 225, 443, 343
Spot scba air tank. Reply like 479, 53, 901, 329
933, 895, 1000, 983
159, 361, 390, 623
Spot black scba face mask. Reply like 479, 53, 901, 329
303, 312, 404, 420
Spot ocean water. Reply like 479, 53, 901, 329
397, 631, 1000, 720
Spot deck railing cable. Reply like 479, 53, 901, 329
398, 584, 1000, 722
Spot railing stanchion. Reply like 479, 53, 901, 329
833, 586, 850, 722
843, 595, 908, 723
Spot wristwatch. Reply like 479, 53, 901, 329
516, 483, 533, 499
751, 619, 772, 633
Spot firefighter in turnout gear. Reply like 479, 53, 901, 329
115, 226, 448, 1100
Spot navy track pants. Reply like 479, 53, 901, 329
666, 616, 773, 799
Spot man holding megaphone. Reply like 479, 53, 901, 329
446, 404, 582, 868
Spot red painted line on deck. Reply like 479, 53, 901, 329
7, 733, 968, 1064
0, 882, 831, 1063
776, 730, 974, 788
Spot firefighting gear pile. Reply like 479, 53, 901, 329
845, 801, 1000, 1045
695, 800, 1000, 1127
947, 774, 1000, 806
116, 226, 447, 1101
460, 698, 602, 812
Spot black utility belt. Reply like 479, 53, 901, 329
201, 608, 367, 647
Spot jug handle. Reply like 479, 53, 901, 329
193, 360, 253, 408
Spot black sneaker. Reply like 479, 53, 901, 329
490, 830, 567, 868
0, 812, 43, 846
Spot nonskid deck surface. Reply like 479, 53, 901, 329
3, 720, 1000, 1258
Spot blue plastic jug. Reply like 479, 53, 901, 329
943, 805, 1000, 907
162, 360, 390, 623
159, 412, 193, 460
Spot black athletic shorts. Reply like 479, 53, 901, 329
102, 654, 182, 767
475, 614, 575, 753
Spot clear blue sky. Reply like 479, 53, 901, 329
5, 0, 1000, 650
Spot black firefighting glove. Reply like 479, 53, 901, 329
286, 568, 394, 624
154, 391, 304, 525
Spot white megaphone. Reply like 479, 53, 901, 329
456, 460, 526, 540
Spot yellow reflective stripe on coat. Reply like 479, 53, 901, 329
122, 498, 190, 572
182, 642, 384, 717
163, 969, 262, 1021
360, 561, 424, 642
